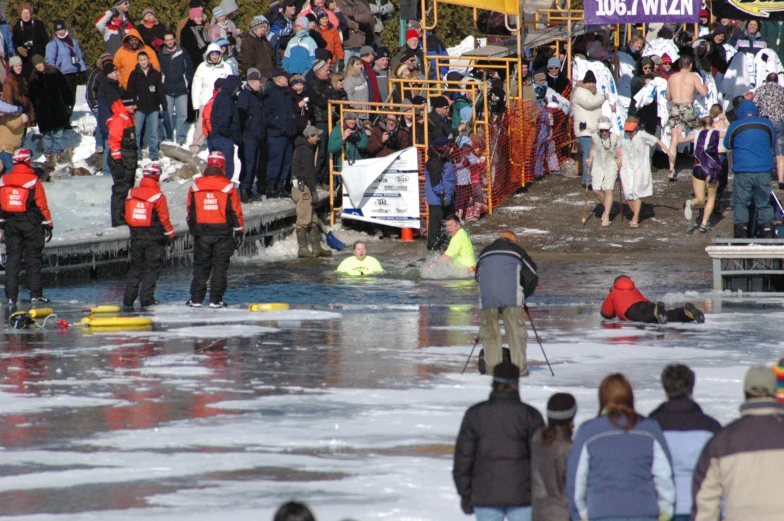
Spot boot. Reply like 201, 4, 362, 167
296, 228, 316, 258
240, 188, 251, 204
761, 223, 775, 239
733, 223, 749, 239
308, 225, 332, 257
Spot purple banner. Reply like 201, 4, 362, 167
584, 0, 700, 24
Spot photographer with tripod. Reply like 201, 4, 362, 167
366, 114, 410, 157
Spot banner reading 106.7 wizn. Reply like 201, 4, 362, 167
584, 0, 700, 24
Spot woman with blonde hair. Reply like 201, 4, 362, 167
566, 373, 675, 521
343, 56, 368, 119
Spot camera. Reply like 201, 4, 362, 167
24, 41, 33, 50
71, 55, 80, 66
346, 131, 361, 145
387, 128, 399, 148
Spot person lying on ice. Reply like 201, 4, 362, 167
601, 275, 705, 324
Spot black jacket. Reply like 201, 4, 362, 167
127, 65, 167, 114
28, 65, 70, 133
86, 67, 104, 111
291, 136, 317, 193
236, 84, 265, 140
210, 75, 242, 144
264, 82, 298, 138
179, 19, 209, 68
13, 19, 48, 77
158, 45, 194, 97
649, 396, 721, 433
136, 22, 165, 50
546, 72, 569, 95
428, 110, 458, 141
453, 390, 545, 508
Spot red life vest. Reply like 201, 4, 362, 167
192, 180, 233, 225
0, 177, 36, 213
125, 190, 162, 227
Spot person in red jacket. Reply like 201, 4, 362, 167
123, 163, 175, 311
601, 275, 705, 324
108, 93, 138, 227
186, 164, 244, 308
0, 149, 53, 307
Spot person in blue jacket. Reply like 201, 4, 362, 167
236, 68, 265, 202
724, 99, 776, 238
0, 12, 15, 62
283, 17, 316, 75
566, 373, 675, 521
425, 136, 456, 250
208, 74, 242, 180
264, 68, 298, 197
45, 19, 86, 119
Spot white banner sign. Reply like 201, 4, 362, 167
341, 147, 420, 228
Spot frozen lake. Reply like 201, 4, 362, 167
0, 251, 781, 521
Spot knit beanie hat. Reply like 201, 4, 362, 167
212, 6, 225, 19
142, 8, 155, 19
103, 62, 118, 75
8, 56, 21, 67
189, 7, 204, 21
406, 29, 419, 41
250, 16, 269, 30
31, 55, 44, 66
661, 53, 673, 64
493, 362, 520, 383
583, 70, 597, 83
53, 19, 66, 32
546, 393, 577, 426
547, 56, 561, 69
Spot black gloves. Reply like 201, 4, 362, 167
44, 227, 52, 243
234, 231, 244, 250
110, 7, 120, 17
167, 236, 175, 253
460, 497, 473, 515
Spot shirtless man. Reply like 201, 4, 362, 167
666, 55, 708, 180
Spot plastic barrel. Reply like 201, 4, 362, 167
28, 308, 54, 319
248, 303, 290, 312
81, 316, 153, 327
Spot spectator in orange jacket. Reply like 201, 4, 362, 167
601, 275, 705, 324
113, 29, 160, 89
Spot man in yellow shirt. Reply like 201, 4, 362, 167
336, 241, 384, 276
428, 215, 476, 272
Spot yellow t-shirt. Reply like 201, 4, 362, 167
336, 255, 384, 276
444, 228, 476, 269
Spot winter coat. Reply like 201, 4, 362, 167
338, 0, 374, 49
3, 71, 32, 124
45, 34, 87, 76
344, 73, 368, 118
186, 173, 244, 236
453, 390, 546, 508
566, 414, 675, 521
127, 65, 167, 114
600, 276, 650, 321
730, 30, 766, 53
0, 16, 13, 60
451, 95, 472, 129
648, 396, 721, 517
571, 85, 605, 137
424, 152, 455, 206
283, 29, 317, 75
0, 112, 27, 154
158, 45, 194, 97
13, 18, 47, 77
180, 19, 211, 69
390, 45, 425, 77
307, 76, 331, 124
368, 0, 394, 35
0, 163, 52, 229
210, 75, 242, 144
724, 100, 776, 174
136, 21, 166, 52
208, 19, 239, 44
107, 99, 137, 170
113, 29, 160, 89
476, 238, 538, 308
428, 110, 459, 141
191, 44, 233, 109
236, 84, 265, 140
86, 63, 104, 111
531, 428, 572, 521
98, 78, 122, 139
175, 16, 210, 47
373, 66, 389, 102
546, 72, 570, 95
291, 89, 309, 134
125, 176, 175, 239
692, 399, 784, 521
318, 24, 343, 66
28, 65, 70, 133
264, 82, 298, 138
366, 125, 410, 157
241, 32, 276, 79
298, 7, 341, 33
328, 124, 368, 171
291, 135, 317, 193
95, 11, 134, 56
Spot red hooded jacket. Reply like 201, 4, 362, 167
600, 276, 650, 321
0, 163, 52, 228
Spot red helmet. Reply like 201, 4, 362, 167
142, 163, 162, 180
207, 151, 226, 169
12, 148, 32, 164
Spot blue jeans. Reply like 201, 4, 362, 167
102, 137, 110, 175
266, 135, 293, 189
0, 151, 12, 173
732, 171, 774, 225
135, 110, 160, 160
474, 506, 532, 521
166, 94, 188, 144
43, 129, 65, 154
577, 136, 592, 186
92, 109, 104, 144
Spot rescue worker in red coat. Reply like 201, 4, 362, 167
108, 92, 139, 227
123, 163, 175, 311
0, 149, 53, 307
600, 275, 705, 324
186, 164, 244, 308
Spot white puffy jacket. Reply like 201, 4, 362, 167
572, 85, 605, 137
191, 43, 234, 109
